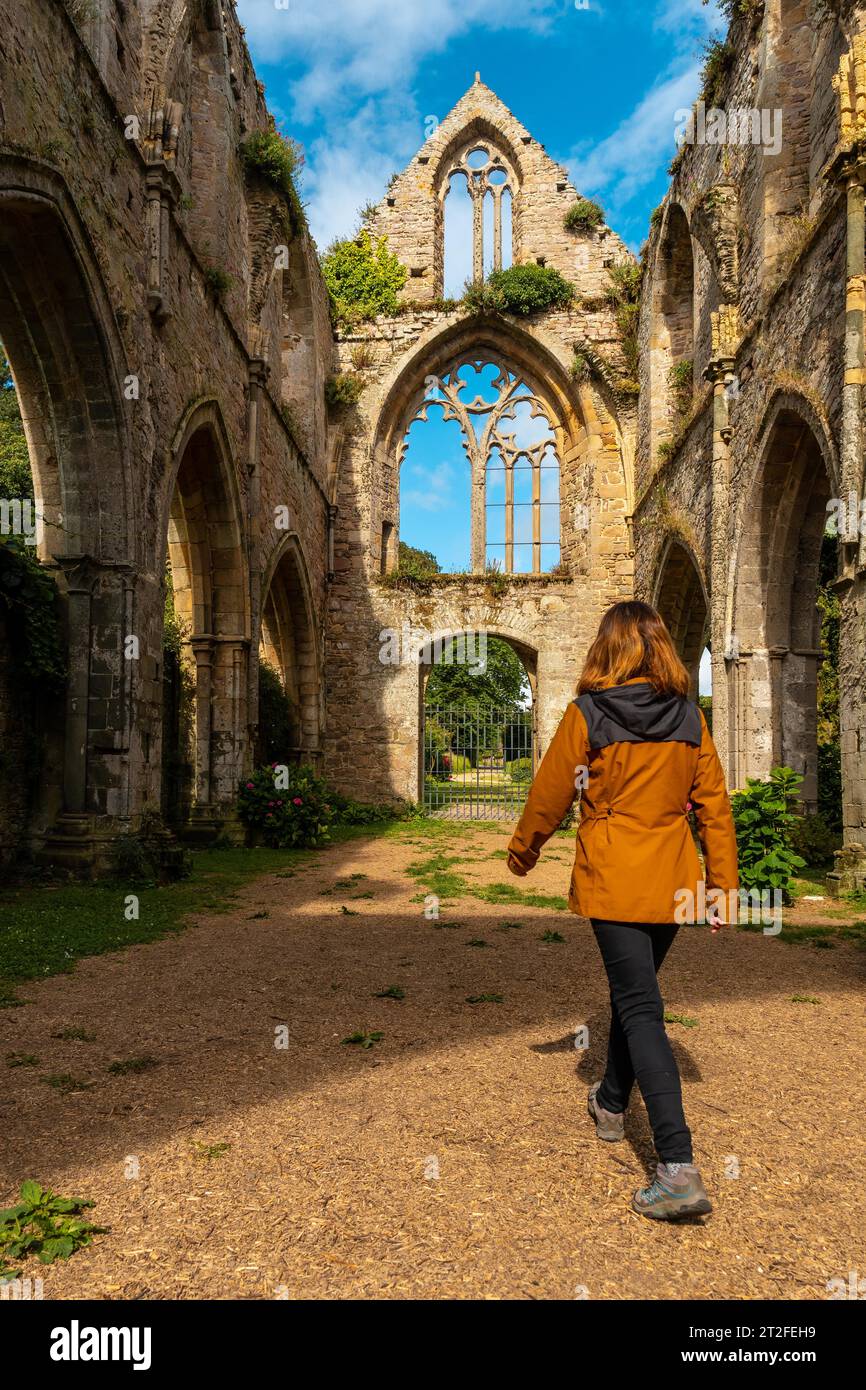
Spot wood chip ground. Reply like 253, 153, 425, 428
1, 824, 863, 1300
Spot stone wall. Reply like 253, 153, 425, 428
0, 0, 334, 865
634, 0, 866, 877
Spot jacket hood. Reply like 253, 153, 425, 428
575, 682, 701, 749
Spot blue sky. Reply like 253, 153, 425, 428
238, 0, 725, 254
236, 0, 719, 687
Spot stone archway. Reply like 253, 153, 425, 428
259, 535, 322, 765
653, 537, 709, 699
730, 396, 836, 808
418, 626, 537, 818
0, 157, 133, 851
162, 402, 248, 821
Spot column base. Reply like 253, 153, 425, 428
827, 841, 866, 895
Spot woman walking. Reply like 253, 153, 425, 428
507, 601, 738, 1220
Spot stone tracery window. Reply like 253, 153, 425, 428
399, 360, 561, 575
442, 144, 514, 294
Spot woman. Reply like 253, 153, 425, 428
507, 601, 738, 1220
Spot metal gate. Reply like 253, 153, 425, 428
423, 703, 535, 819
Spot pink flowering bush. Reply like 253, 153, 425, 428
237, 764, 331, 849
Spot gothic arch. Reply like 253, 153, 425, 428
369, 313, 630, 580
434, 118, 523, 287
729, 391, 837, 805
649, 203, 696, 455
652, 536, 709, 698
161, 398, 249, 811
0, 155, 133, 563
259, 532, 322, 759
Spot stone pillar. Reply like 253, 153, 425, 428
246, 356, 268, 753
706, 306, 740, 787
190, 637, 214, 806
56, 555, 99, 815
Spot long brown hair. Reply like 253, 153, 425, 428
578, 601, 690, 697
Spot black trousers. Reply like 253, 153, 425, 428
591, 920, 693, 1164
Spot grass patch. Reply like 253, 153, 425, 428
341, 1031, 383, 1049
51, 1028, 97, 1042
106, 1056, 159, 1076
466, 993, 504, 1005
0, 843, 337, 1000
192, 1141, 231, 1161
41, 1073, 94, 1093
791, 995, 820, 1005
406, 848, 569, 912
664, 1012, 699, 1029
374, 985, 405, 1001
6, 1052, 39, 1067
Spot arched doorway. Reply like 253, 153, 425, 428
162, 407, 248, 824
731, 400, 835, 811
0, 160, 131, 857
420, 631, 537, 819
258, 537, 321, 768
653, 538, 709, 700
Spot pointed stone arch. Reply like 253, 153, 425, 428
652, 537, 709, 699
162, 398, 249, 815
259, 532, 322, 763
369, 312, 630, 581
728, 390, 838, 806
0, 154, 134, 831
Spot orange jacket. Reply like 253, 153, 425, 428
507, 679, 739, 924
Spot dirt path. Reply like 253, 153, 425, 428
1, 822, 863, 1300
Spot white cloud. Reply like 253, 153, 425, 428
567, 62, 703, 215
237, 0, 562, 247
403, 459, 458, 512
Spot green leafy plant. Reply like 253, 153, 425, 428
664, 1012, 699, 1029
203, 266, 233, 297
342, 1031, 383, 1049
700, 38, 736, 106
670, 359, 695, 419
238, 763, 332, 849
240, 129, 302, 194
788, 813, 840, 868
6, 1052, 39, 1067
107, 1055, 159, 1075
466, 993, 503, 1004
464, 263, 575, 317
321, 229, 407, 325
374, 985, 405, 1000
564, 198, 604, 233
540, 930, 565, 943
731, 766, 807, 899
324, 372, 364, 410
0, 1181, 106, 1275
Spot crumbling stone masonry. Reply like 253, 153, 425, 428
324, 78, 637, 802
634, 0, 866, 887
0, 0, 333, 869
2, 2, 866, 888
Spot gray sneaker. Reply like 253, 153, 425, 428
587, 1081, 625, 1142
632, 1163, 713, 1220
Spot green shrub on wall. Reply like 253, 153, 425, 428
564, 198, 604, 233
321, 230, 407, 325
463, 263, 575, 317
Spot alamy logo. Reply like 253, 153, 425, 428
0, 497, 43, 545
674, 102, 782, 155
49, 1320, 152, 1371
